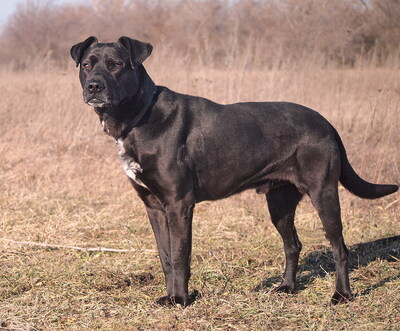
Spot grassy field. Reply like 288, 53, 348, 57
0, 61, 399, 330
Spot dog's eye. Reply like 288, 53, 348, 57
82, 62, 92, 70
113, 62, 123, 69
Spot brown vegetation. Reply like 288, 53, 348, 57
0, 0, 400, 69
0, 0, 399, 329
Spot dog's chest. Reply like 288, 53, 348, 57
116, 139, 148, 189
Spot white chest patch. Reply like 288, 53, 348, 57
116, 139, 148, 189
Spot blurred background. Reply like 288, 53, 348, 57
0, 0, 399, 70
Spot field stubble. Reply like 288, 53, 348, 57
0, 60, 399, 330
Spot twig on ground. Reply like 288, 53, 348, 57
0, 238, 156, 253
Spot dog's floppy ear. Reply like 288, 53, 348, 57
70, 36, 98, 67
118, 36, 153, 68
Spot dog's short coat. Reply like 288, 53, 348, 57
70, 36, 398, 306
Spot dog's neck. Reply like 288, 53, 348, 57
94, 66, 157, 140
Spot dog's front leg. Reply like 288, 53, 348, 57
158, 199, 194, 307
134, 187, 173, 302
136, 189, 175, 304
135, 184, 196, 306
146, 207, 174, 299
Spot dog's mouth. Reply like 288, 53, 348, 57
86, 97, 111, 108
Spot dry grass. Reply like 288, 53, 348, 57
2, 0, 400, 69
0, 59, 399, 330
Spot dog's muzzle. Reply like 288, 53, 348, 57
84, 79, 110, 107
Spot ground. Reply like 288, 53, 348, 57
0, 66, 399, 330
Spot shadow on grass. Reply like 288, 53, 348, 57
255, 235, 400, 294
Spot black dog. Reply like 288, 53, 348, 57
70, 36, 398, 306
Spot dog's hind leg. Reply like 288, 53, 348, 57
308, 182, 352, 304
266, 184, 303, 293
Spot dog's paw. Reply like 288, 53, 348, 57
156, 295, 176, 306
274, 282, 296, 294
330, 291, 353, 305
156, 290, 200, 307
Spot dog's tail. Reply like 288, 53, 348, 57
332, 127, 398, 199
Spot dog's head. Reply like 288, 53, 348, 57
70, 36, 153, 108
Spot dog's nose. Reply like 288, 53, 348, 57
86, 80, 105, 94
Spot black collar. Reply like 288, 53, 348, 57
94, 87, 160, 141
